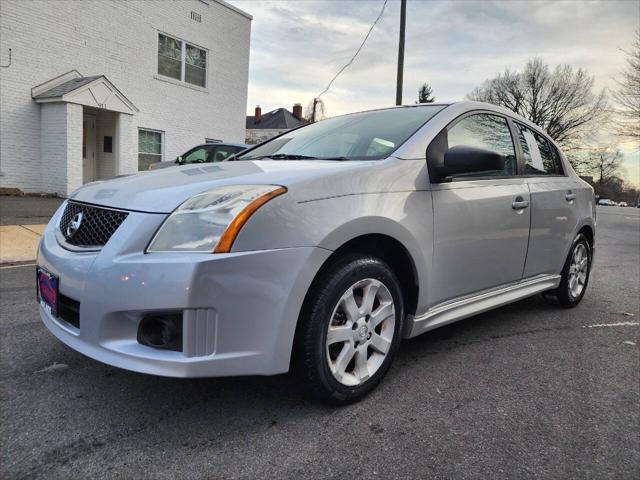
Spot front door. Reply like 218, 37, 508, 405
82, 114, 96, 183
431, 180, 531, 304
428, 112, 531, 305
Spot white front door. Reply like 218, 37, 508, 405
82, 114, 97, 183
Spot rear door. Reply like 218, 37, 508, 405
514, 123, 581, 277
429, 112, 531, 305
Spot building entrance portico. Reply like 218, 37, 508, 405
31, 70, 138, 196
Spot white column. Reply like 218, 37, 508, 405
115, 113, 136, 175
65, 103, 83, 195
40, 102, 82, 197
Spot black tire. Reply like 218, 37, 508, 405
294, 255, 405, 404
554, 233, 592, 308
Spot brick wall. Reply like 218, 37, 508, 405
0, 0, 251, 194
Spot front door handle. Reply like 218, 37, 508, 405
565, 191, 576, 202
512, 196, 530, 210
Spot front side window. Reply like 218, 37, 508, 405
157, 33, 207, 87
446, 114, 517, 176
239, 106, 444, 161
516, 123, 564, 175
138, 129, 163, 170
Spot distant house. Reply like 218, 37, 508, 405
245, 104, 307, 144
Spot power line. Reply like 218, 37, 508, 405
316, 0, 389, 99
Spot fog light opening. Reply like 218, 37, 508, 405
137, 315, 183, 352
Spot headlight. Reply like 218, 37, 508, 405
147, 184, 286, 253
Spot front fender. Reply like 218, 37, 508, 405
234, 191, 433, 312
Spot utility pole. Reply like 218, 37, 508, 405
312, 98, 318, 123
395, 0, 406, 106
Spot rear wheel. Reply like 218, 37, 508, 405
295, 256, 404, 404
554, 233, 592, 308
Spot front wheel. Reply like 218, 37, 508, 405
294, 256, 404, 404
555, 233, 592, 308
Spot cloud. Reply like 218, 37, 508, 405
230, 0, 639, 183
232, 0, 638, 107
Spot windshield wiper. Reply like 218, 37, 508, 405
267, 153, 317, 160
249, 154, 318, 160
245, 154, 353, 161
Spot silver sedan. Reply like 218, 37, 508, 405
36, 101, 596, 403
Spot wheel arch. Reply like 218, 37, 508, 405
290, 228, 423, 369
577, 223, 594, 247
314, 216, 427, 318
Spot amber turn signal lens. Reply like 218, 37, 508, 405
213, 186, 287, 253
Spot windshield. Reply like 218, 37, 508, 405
238, 105, 445, 161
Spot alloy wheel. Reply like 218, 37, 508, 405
325, 278, 396, 386
568, 243, 589, 298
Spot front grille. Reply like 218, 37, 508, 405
59, 201, 128, 248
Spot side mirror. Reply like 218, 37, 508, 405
439, 146, 504, 178
175, 156, 183, 165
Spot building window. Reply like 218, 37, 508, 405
157, 33, 207, 88
158, 34, 182, 81
138, 128, 163, 171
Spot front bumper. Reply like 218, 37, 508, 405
37, 205, 331, 377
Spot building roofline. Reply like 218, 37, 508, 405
31, 70, 83, 98
214, 0, 252, 20
32, 74, 139, 114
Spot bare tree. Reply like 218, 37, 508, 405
305, 98, 327, 123
612, 30, 640, 139
417, 83, 435, 103
467, 58, 608, 149
579, 146, 623, 194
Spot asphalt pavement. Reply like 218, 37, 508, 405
1, 207, 638, 479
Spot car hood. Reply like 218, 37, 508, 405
71, 160, 377, 213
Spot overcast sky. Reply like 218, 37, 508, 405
230, 0, 639, 185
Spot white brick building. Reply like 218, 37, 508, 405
0, 0, 251, 196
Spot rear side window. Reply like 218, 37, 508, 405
209, 145, 244, 162
447, 114, 517, 176
183, 146, 208, 164
516, 124, 564, 175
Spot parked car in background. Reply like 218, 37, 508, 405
598, 198, 616, 206
148, 142, 249, 170
618, 201, 628, 207
37, 101, 595, 404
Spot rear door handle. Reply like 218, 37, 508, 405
512, 196, 530, 210
565, 191, 576, 202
